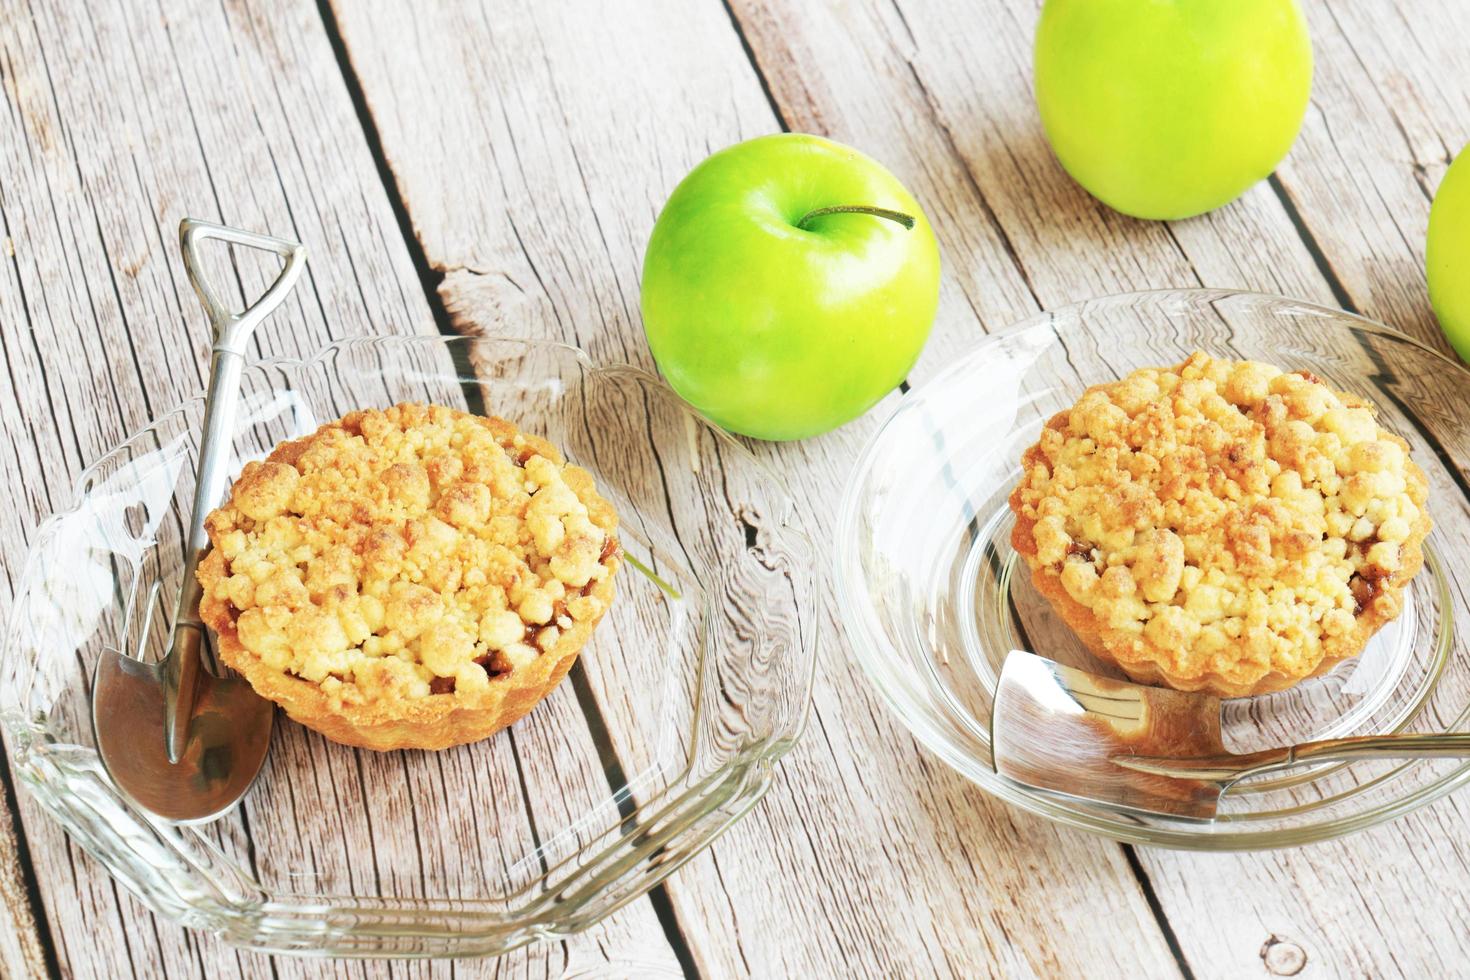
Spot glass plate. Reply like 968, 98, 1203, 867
837, 289, 1470, 849
2, 335, 817, 955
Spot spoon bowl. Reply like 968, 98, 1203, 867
93, 643, 274, 823
992, 650, 1470, 820
991, 650, 1229, 819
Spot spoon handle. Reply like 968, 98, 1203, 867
163, 219, 306, 763
1115, 732, 1470, 784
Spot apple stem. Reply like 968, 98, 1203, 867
796, 205, 915, 231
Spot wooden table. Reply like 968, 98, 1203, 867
1, 1, 1466, 976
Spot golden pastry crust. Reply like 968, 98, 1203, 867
198, 403, 620, 750
1009, 353, 1430, 698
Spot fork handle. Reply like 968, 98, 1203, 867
1116, 732, 1470, 783
163, 219, 305, 763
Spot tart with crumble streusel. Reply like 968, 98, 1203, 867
1008, 352, 1430, 698
198, 403, 620, 750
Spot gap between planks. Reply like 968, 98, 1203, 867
312, 0, 704, 974
715, 2, 1196, 975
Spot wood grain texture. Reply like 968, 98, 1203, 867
721, 0, 1470, 976
6, 0, 1470, 976
327, 1, 1187, 977
0, 774, 48, 980
0, 0, 680, 976
1134, 3, 1470, 976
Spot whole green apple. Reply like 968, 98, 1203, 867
1035, 0, 1313, 220
640, 133, 940, 441
1428, 145, 1470, 362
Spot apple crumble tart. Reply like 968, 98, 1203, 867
1009, 353, 1430, 698
198, 403, 620, 750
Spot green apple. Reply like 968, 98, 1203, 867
1035, 0, 1313, 220
640, 133, 940, 441
1429, 145, 1470, 362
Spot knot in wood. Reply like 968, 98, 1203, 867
1259, 935, 1307, 976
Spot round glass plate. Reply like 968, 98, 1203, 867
837, 289, 1470, 849
1, 335, 817, 956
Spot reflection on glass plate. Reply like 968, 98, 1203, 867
2, 336, 817, 956
838, 290, 1467, 849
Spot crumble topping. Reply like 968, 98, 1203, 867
202, 403, 618, 708
1010, 352, 1429, 687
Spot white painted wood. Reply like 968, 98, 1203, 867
1136, 3, 1470, 976
725, 0, 1470, 975
337, 0, 1470, 974
0, 0, 681, 976
6, 0, 1470, 975
327, 1, 1188, 977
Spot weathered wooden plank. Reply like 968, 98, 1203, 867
1132, 2, 1470, 976
0, 0, 681, 975
0, 770, 49, 979
721, 0, 1470, 976
1275, 0, 1465, 351
328, 1, 1190, 977
8, 0, 1466, 976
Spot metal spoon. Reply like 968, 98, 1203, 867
91, 218, 306, 823
991, 650, 1470, 820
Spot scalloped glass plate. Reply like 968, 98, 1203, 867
838, 290, 1470, 849
2, 335, 817, 956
